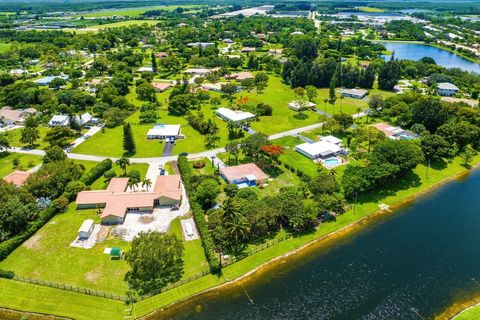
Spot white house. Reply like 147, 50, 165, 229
184, 68, 211, 75
146, 124, 181, 141
288, 100, 316, 111
295, 136, 344, 160
339, 88, 368, 99
79, 113, 93, 126
216, 107, 255, 123
48, 115, 70, 127
437, 82, 459, 96
137, 66, 154, 73
187, 42, 215, 48
78, 219, 95, 239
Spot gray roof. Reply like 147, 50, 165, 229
437, 82, 459, 91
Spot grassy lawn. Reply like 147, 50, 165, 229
0, 204, 131, 295
188, 157, 215, 175
74, 160, 149, 190
357, 6, 385, 13
256, 165, 303, 197
167, 218, 209, 279
0, 152, 42, 178
0, 42, 10, 53
77, 5, 202, 17
73, 94, 232, 158
274, 136, 320, 177
240, 76, 323, 134
87, 20, 158, 29
4, 127, 51, 149
0, 279, 125, 320
456, 306, 480, 320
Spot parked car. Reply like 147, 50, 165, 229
179, 152, 188, 156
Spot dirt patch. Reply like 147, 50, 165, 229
139, 215, 154, 224
84, 268, 102, 284
0, 307, 70, 320
23, 233, 42, 250
96, 226, 110, 242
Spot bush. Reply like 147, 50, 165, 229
178, 156, 221, 272
80, 158, 113, 185
63, 180, 87, 200
52, 195, 69, 212
193, 161, 206, 169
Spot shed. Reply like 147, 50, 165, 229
78, 219, 95, 239
110, 247, 122, 259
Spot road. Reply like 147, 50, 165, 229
7, 113, 366, 165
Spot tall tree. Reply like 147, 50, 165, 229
151, 52, 157, 73
123, 122, 136, 154
20, 127, 39, 147
116, 156, 130, 176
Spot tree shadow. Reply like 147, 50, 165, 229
430, 159, 448, 171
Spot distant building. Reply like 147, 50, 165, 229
152, 82, 172, 92
288, 100, 316, 111
220, 163, 268, 187
216, 107, 255, 123
187, 42, 215, 48
35, 75, 68, 86
437, 82, 459, 96
137, 66, 154, 73
373, 123, 418, 140
184, 68, 211, 75
339, 88, 368, 99
3, 170, 32, 187
226, 71, 254, 81
48, 115, 70, 127
155, 52, 169, 58
241, 47, 256, 53
146, 124, 181, 141
0, 107, 36, 125
9, 69, 28, 77
223, 38, 234, 43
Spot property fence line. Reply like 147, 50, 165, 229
0, 232, 295, 303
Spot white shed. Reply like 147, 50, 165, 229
78, 219, 95, 239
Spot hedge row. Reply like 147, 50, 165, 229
80, 158, 113, 186
0, 206, 56, 261
177, 156, 221, 273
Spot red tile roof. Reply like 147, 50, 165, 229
106, 178, 129, 193
220, 163, 268, 183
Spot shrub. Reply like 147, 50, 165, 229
193, 161, 206, 169
80, 158, 113, 185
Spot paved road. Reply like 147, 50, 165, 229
8, 113, 367, 165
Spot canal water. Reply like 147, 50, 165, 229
166, 170, 480, 319
381, 42, 480, 73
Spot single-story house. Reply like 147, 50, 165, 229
146, 124, 181, 141
137, 66, 154, 73
241, 47, 256, 53
184, 68, 211, 76
0, 107, 36, 125
187, 42, 215, 48
437, 82, 459, 96
226, 71, 254, 81
35, 75, 68, 86
78, 219, 95, 239
291, 31, 304, 35
220, 163, 268, 187
9, 69, 28, 77
76, 175, 182, 224
339, 88, 368, 99
295, 136, 344, 160
216, 107, 255, 123
79, 113, 92, 126
152, 82, 172, 92
288, 100, 316, 111
373, 123, 418, 140
3, 170, 32, 186
268, 49, 283, 55
201, 82, 227, 92
48, 115, 70, 127
223, 38, 234, 44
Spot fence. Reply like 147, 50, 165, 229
7, 275, 128, 302
1, 233, 295, 303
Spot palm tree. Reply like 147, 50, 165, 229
116, 156, 130, 176
142, 178, 152, 191
127, 179, 138, 192
339, 95, 344, 113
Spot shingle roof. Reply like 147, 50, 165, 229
220, 163, 268, 183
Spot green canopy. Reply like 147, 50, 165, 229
110, 247, 121, 256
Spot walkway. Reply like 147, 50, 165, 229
69, 125, 102, 149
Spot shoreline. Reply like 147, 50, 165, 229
140, 163, 479, 320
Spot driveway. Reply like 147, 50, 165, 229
69, 125, 102, 149
161, 141, 175, 156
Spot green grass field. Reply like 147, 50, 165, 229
4, 127, 51, 150
0, 42, 10, 53
456, 306, 480, 320
0, 203, 131, 295
0, 152, 42, 178
76, 5, 203, 18
356, 6, 386, 13
274, 136, 320, 177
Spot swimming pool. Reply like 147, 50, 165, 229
323, 157, 340, 168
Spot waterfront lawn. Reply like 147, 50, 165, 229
456, 306, 480, 320
0, 203, 131, 295
0, 279, 125, 320
167, 218, 210, 278
274, 136, 319, 177
4, 127, 51, 149
0, 152, 42, 178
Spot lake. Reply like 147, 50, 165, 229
381, 41, 480, 73
163, 169, 480, 319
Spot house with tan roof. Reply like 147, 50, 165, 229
76, 176, 182, 224
152, 81, 172, 92
226, 71, 254, 81
0, 107, 36, 126
3, 170, 32, 186
220, 163, 268, 188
